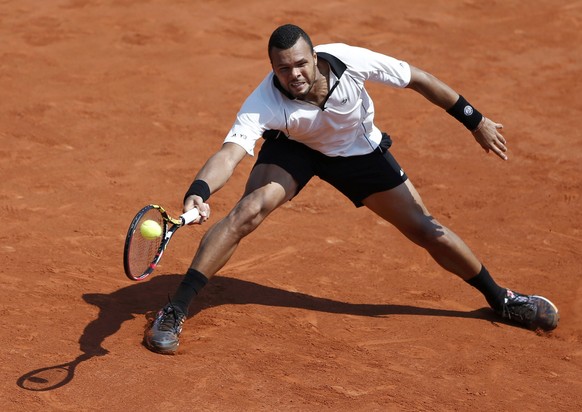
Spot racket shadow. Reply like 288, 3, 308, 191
17, 273, 497, 391
17, 274, 182, 392
16, 353, 93, 392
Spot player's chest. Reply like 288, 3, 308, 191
283, 77, 364, 131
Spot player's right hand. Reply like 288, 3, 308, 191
183, 195, 210, 224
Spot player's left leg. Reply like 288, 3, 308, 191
362, 179, 559, 331
363, 179, 480, 280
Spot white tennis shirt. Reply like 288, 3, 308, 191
223, 43, 411, 157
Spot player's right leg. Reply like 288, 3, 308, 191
190, 162, 299, 278
144, 163, 299, 354
144, 135, 320, 355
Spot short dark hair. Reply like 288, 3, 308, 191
268, 24, 313, 59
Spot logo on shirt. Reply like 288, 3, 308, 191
341, 98, 349, 105
231, 132, 248, 140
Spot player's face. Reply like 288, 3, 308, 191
270, 38, 317, 100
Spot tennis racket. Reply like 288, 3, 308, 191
123, 204, 200, 281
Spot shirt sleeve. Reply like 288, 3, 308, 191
315, 43, 411, 88
223, 113, 264, 156
223, 75, 278, 156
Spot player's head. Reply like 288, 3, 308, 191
268, 24, 314, 61
268, 24, 317, 100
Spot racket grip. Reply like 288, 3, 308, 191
181, 208, 201, 225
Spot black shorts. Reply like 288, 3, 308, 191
254, 133, 408, 207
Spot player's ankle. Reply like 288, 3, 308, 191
170, 268, 208, 314
465, 265, 505, 311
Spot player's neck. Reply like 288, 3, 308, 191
304, 61, 330, 108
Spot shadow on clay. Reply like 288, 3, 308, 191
17, 273, 500, 391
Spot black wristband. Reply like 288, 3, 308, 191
183, 179, 210, 203
446, 95, 483, 131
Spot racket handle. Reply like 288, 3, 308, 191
181, 208, 201, 225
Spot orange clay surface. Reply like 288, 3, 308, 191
1, 1, 581, 410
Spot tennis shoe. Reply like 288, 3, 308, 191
144, 302, 186, 355
498, 289, 559, 331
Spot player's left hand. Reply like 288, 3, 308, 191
472, 117, 507, 160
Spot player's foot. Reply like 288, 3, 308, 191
497, 289, 559, 331
144, 302, 186, 354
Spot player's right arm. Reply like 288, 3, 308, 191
184, 74, 279, 221
183, 142, 247, 221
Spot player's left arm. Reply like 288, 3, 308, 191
406, 65, 508, 160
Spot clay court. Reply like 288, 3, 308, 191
1, 0, 581, 410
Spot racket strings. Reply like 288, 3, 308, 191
127, 210, 164, 277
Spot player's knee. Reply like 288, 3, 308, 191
227, 197, 270, 237
407, 219, 451, 248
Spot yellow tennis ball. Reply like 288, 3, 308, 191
140, 219, 162, 240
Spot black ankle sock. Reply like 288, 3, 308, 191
465, 265, 506, 312
170, 268, 208, 316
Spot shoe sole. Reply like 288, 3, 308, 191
531, 295, 559, 331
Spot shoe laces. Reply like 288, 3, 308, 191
157, 298, 185, 332
502, 290, 535, 322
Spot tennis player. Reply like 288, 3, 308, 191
144, 24, 559, 354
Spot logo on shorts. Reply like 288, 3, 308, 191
463, 105, 474, 116
400, 169, 404, 177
